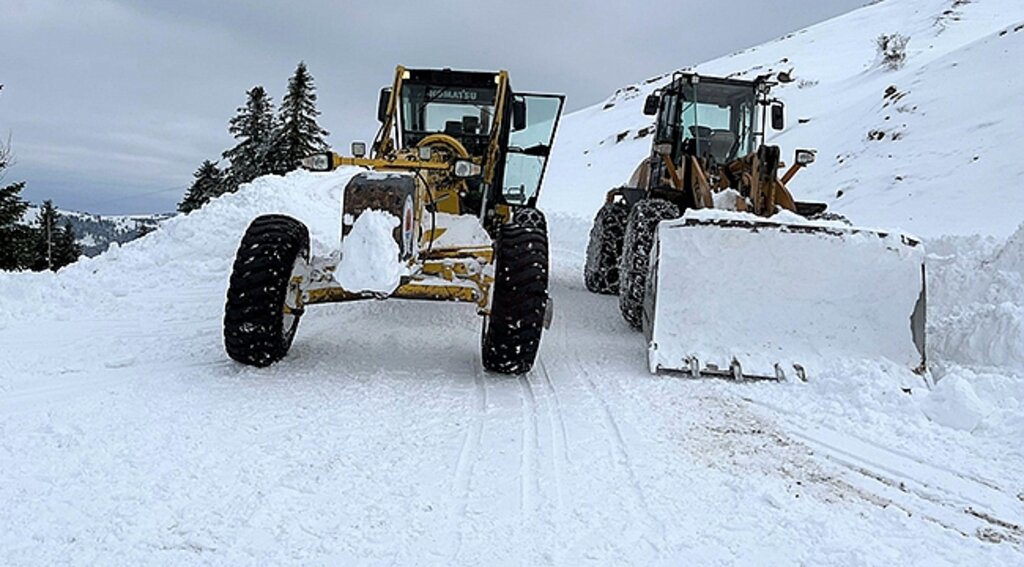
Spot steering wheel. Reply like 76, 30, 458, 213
415, 134, 472, 214
416, 133, 470, 161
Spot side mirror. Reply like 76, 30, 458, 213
512, 99, 527, 131
771, 103, 785, 130
795, 149, 816, 166
643, 94, 660, 116
377, 88, 392, 123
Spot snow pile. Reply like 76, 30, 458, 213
429, 212, 493, 250
541, 0, 1024, 239
649, 216, 924, 377
921, 372, 998, 432
335, 210, 407, 294
916, 222, 1024, 433
928, 222, 1024, 371
0, 167, 359, 327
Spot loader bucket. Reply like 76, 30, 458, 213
644, 212, 926, 380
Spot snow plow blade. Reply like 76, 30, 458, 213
644, 213, 926, 380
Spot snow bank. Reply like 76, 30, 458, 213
0, 168, 359, 326
335, 210, 406, 294
928, 222, 1024, 371
918, 222, 1024, 435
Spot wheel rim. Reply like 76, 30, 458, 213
281, 254, 305, 342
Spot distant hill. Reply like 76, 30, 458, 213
23, 205, 173, 257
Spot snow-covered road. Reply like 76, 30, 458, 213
2, 174, 1021, 564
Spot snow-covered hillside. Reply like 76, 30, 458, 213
22, 204, 168, 257
3, 0, 1024, 564
542, 0, 1024, 238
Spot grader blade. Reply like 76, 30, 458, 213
644, 212, 926, 380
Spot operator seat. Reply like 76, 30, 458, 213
708, 129, 737, 164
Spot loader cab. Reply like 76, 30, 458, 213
373, 67, 564, 216
645, 74, 765, 192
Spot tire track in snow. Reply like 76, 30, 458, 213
536, 357, 570, 564
518, 375, 540, 523
448, 365, 488, 560
579, 364, 665, 552
743, 396, 1024, 544
539, 357, 573, 468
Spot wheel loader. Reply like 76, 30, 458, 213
584, 72, 926, 380
223, 66, 564, 374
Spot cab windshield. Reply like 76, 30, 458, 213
677, 81, 758, 165
399, 83, 497, 154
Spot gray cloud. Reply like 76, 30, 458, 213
0, 0, 866, 214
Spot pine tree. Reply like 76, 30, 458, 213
0, 180, 28, 232
31, 200, 79, 272
53, 221, 82, 268
0, 181, 36, 270
269, 62, 330, 174
178, 160, 225, 213
222, 86, 276, 191
0, 141, 36, 270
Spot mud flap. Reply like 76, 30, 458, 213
645, 214, 926, 380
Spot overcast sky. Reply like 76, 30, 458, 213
0, 0, 867, 215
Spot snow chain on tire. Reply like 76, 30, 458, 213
618, 199, 680, 330
224, 214, 310, 367
513, 207, 547, 230
584, 200, 630, 295
482, 210, 549, 374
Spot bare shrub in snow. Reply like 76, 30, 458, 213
876, 33, 909, 70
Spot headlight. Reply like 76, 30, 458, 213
350, 141, 367, 158
418, 146, 433, 161
795, 149, 816, 166
453, 159, 482, 178
300, 152, 334, 172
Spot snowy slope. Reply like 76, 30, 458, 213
541, 0, 1024, 238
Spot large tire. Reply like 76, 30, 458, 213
224, 214, 310, 367
618, 199, 680, 330
482, 213, 549, 374
584, 200, 630, 295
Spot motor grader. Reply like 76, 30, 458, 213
223, 66, 564, 374
584, 72, 927, 380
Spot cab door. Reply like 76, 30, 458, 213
501, 93, 565, 206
